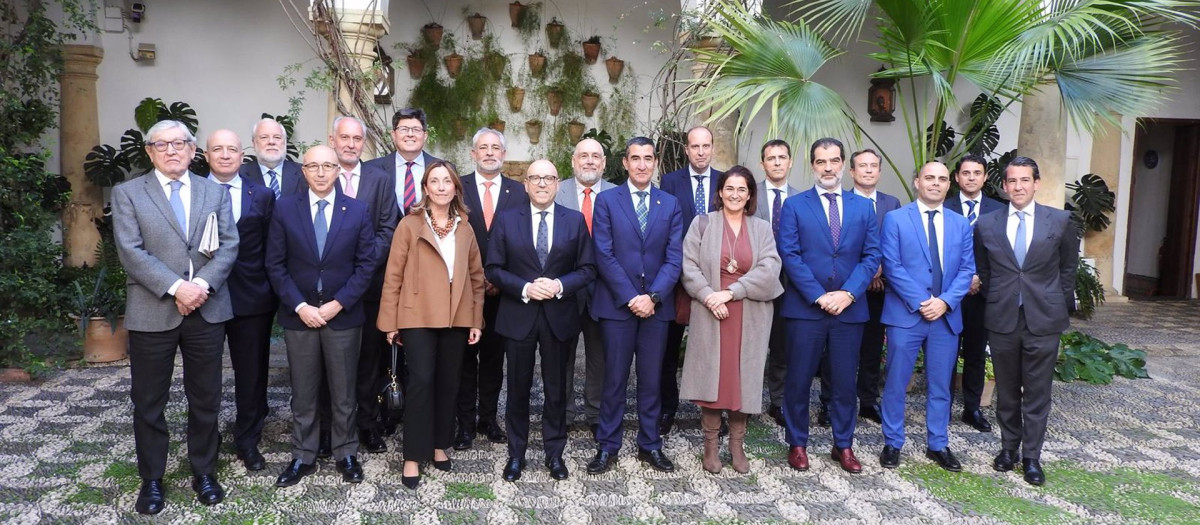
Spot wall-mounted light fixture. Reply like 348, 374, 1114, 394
133, 42, 156, 62
867, 66, 896, 123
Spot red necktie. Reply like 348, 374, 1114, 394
582, 187, 594, 234
403, 161, 416, 210
483, 181, 495, 230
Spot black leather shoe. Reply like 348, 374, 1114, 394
859, 404, 883, 425
433, 457, 452, 472
336, 456, 364, 483
1022, 458, 1045, 486
317, 432, 333, 459
962, 409, 993, 432
275, 459, 317, 487
993, 449, 1017, 472
590, 423, 599, 441
135, 479, 165, 515
925, 448, 962, 472
238, 448, 266, 471
879, 445, 901, 469
501, 457, 525, 482
658, 413, 676, 436
478, 419, 507, 443
768, 406, 786, 427
192, 474, 225, 505
453, 427, 474, 450
546, 456, 569, 480
817, 405, 831, 427
361, 428, 387, 453
586, 450, 617, 474
401, 474, 420, 490
637, 448, 675, 472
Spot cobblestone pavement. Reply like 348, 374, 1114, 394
0, 301, 1197, 524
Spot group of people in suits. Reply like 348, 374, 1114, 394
112, 110, 1077, 514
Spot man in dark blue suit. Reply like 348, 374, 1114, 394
239, 118, 305, 198
946, 154, 1005, 432
877, 162, 975, 472
656, 126, 723, 435
778, 138, 880, 474
363, 107, 446, 218
587, 137, 683, 475
205, 130, 276, 472
266, 145, 377, 487
486, 159, 596, 482
456, 128, 529, 450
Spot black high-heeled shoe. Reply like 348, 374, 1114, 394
401, 473, 420, 490
432, 458, 451, 472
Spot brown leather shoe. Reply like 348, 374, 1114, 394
787, 446, 809, 471
831, 446, 863, 473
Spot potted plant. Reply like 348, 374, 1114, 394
545, 17, 565, 48
72, 265, 128, 363
528, 50, 547, 77
422, 22, 444, 48
581, 91, 601, 117
467, 12, 487, 40
490, 119, 507, 133
526, 119, 543, 144
509, 1, 525, 27
546, 88, 563, 116
582, 35, 602, 64
567, 120, 586, 142
605, 55, 625, 83
406, 48, 427, 79
507, 87, 526, 112
442, 32, 463, 78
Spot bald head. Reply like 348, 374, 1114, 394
205, 129, 243, 181
525, 159, 560, 209
914, 161, 951, 207
303, 145, 339, 198
572, 138, 605, 186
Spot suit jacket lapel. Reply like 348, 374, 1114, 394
516, 207, 538, 265
990, 210, 1020, 268
614, 185, 642, 238
297, 196, 321, 261
644, 188, 665, 238
804, 191, 836, 250
322, 194, 352, 261
142, 175, 187, 241
461, 174, 484, 225
239, 185, 253, 223
908, 205, 932, 267
1025, 205, 1055, 265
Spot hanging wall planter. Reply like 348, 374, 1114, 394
582, 37, 601, 65
467, 13, 487, 40
509, 1, 525, 27
508, 87, 526, 112
546, 18, 565, 48
453, 118, 467, 139
526, 120, 543, 144
547, 88, 563, 116
605, 56, 625, 83
528, 52, 547, 77
422, 23, 444, 48
443, 53, 464, 78
406, 53, 426, 79
567, 120, 586, 143
489, 120, 507, 133
581, 92, 600, 117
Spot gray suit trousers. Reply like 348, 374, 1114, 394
989, 308, 1059, 460
285, 326, 362, 462
566, 313, 605, 423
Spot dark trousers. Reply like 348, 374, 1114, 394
597, 317, 668, 453
403, 327, 468, 462
355, 299, 387, 430
660, 320, 687, 418
456, 297, 504, 430
285, 325, 361, 463
818, 289, 885, 409
128, 314, 224, 480
764, 300, 788, 409
957, 292, 989, 412
783, 317, 864, 449
565, 311, 605, 424
505, 310, 569, 459
989, 308, 1059, 460
226, 311, 274, 454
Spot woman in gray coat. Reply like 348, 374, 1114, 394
679, 166, 783, 474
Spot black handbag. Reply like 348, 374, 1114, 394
381, 340, 404, 413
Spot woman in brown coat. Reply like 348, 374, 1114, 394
679, 166, 783, 474
378, 162, 484, 489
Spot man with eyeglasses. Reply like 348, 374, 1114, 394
112, 120, 239, 514
240, 118, 305, 198
454, 128, 528, 450
365, 108, 448, 219
486, 160, 596, 481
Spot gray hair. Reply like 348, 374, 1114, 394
252, 118, 288, 144
471, 127, 507, 150
146, 120, 196, 143
332, 115, 366, 135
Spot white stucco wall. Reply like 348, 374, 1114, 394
1124, 126, 1176, 278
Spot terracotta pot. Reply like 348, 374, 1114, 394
547, 89, 563, 116
546, 19, 565, 48
443, 54, 464, 78
526, 120, 543, 144
422, 23, 444, 48
467, 13, 487, 40
605, 56, 625, 83
567, 120, 586, 143
84, 316, 129, 364
582, 41, 601, 64
490, 120, 506, 133
509, 1, 524, 27
528, 53, 547, 77
406, 54, 426, 79
0, 368, 32, 382
581, 92, 601, 117
507, 87, 526, 113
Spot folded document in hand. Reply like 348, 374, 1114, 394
198, 212, 219, 258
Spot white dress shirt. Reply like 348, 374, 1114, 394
257, 163, 281, 191
764, 180, 789, 223
423, 212, 459, 282
156, 171, 208, 295
814, 185, 844, 225
852, 187, 877, 213
394, 153, 426, 205
208, 174, 243, 223
689, 167, 712, 208
916, 200, 945, 271
628, 180, 653, 211
1006, 201, 1036, 255
521, 203, 564, 302
475, 172, 503, 211
340, 162, 362, 197
959, 193, 982, 224
575, 181, 600, 217
308, 189, 334, 226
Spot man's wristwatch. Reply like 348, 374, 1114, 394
844, 291, 856, 302
648, 292, 661, 304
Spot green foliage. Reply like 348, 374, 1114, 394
1056, 331, 1149, 384
85, 98, 207, 183
899, 462, 1073, 523
514, 2, 541, 39
1066, 173, 1116, 234
1074, 258, 1105, 320
443, 481, 495, 500
1041, 464, 1200, 524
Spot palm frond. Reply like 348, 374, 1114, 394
788, 0, 872, 45
1055, 33, 1187, 133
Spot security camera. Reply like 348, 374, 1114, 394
129, 3, 145, 23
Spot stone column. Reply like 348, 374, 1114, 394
313, 1, 389, 158
690, 36, 738, 169
1017, 83, 1067, 208
1086, 115, 1122, 296
60, 44, 104, 268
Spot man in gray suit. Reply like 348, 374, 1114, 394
753, 139, 799, 427
974, 156, 1078, 486
112, 120, 239, 515
554, 138, 617, 435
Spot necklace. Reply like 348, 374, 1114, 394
429, 210, 455, 238
724, 220, 740, 274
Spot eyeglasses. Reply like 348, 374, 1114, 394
148, 140, 194, 152
394, 126, 425, 135
526, 175, 559, 185
302, 162, 340, 174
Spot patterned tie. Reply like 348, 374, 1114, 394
536, 210, 549, 267
403, 161, 417, 211
267, 169, 281, 198
927, 210, 943, 296
582, 187, 594, 234
341, 171, 357, 199
221, 183, 236, 222
771, 189, 782, 239
635, 190, 649, 234
168, 180, 187, 236
483, 181, 495, 230
315, 199, 328, 290
966, 200, 977, 225
824, 192, 840, 248
693, 175, 706, 215
1014, 210, 1027, 267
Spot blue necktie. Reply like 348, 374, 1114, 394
635, 191, 649, 234
824, 192, 840, 247
168, 180, 187, 236
267, 169, 281, 198
693, 175, 706, 215
771, 189, 782, 240
221, 183, 236, 222
927, 210, 942, 296
536, 210, 549, 267
1014, 210, 1027, 267
966, 199, 977, 225
315, 199, 329, 260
